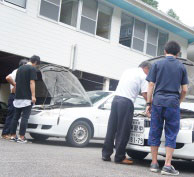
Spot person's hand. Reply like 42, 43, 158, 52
11, 86, 16, 93
145, 105, 151, 118
32, 96, 36, 104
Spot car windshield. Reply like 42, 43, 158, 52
55, 91, 111, 106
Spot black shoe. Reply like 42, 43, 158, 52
17, 137, 28, 144
150, 163, 159, 173
102, 156, 111, 161
161, 165, 179, 176
10, 136, 18, 142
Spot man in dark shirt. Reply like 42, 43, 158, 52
10, 55, 40, 143
146, 41, 188, 176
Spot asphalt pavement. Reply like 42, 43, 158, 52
0, 130, 194, 177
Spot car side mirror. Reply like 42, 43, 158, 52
99, 102, 111, 110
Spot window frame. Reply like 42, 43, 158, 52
119, 13, 134, 48
146, 25, 159, 56
38, 0, 113, 41
119, 11, 169, 57
39, 0, 61, 21
80, 0, 113, 39
1, 0, 27, 10
157, 31, 169, 56
132, 18, 146, 53
95, 2, 113, 39
38, 0, 80, 29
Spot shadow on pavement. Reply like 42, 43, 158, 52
28, 138, 103, 149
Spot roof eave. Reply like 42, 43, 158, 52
126, 0, 194, 35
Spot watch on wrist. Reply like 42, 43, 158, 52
146, 102, 151, 106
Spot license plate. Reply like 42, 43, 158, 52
131, 119, 144, 133
129, 132, 144, 145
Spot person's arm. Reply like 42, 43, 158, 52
179, 66, 189, 104
6, 75, 16, 87
30, 80, 36, 104
6, 75, 16, 93
145, 82, 155, 116
180, 84, 188, 103
141, 92, 147, 101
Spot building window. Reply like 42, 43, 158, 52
39, 0, 112, 39
157, 32, 168, 56
40, 0, 60, 21
80, 0, 98, 34
119, 13, 169, 56
132, 19, 146, 52
146, 25, 158, 56
80, 0, 113, 39
4, 0, 27, 8
59, 0, 79, 27
96, 3, 112, 39
119, 13, 134, 48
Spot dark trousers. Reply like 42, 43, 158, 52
2, 93, 15, 135
102, 96, 134, 162
10, 105, 32, 136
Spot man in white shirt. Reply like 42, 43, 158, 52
102, 61, 151, 164
1, 59, 28, 139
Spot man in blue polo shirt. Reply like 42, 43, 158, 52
146, 41, 188, 176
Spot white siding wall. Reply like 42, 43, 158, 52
0, 0, 188, 80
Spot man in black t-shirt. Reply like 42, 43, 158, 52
10, 55, 40, 143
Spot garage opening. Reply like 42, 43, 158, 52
0, 51, 25, 103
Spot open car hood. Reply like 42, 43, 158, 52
39, 64, 92, 106
147, 56, 194, 100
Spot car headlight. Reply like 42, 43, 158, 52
180, 120, 194, 130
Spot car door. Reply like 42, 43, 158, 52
95, 96, 114, 138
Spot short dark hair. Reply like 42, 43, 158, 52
139, 61, 152, 70
19, 59, 28, 67
30, 55, 41, 65
164, 41, 180, 56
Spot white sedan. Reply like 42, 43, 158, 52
27, 89, 145, 147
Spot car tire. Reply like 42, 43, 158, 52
30, 133, 49, 141
66, 120, 92, 148
126, 150, 148, 160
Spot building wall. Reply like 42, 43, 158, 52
0, 0, 188, 81
0, 84, 9, 103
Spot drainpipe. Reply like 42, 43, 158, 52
103, 78, 110, 91
69, 44, 78, 71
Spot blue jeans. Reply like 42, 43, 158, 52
10, 105, 32, 136
148, 104, 180, 149
2, 93, 15, 135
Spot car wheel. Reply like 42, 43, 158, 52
30, 133, 49, 141
67, 120, 92, 147
126, 150, 148, 160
